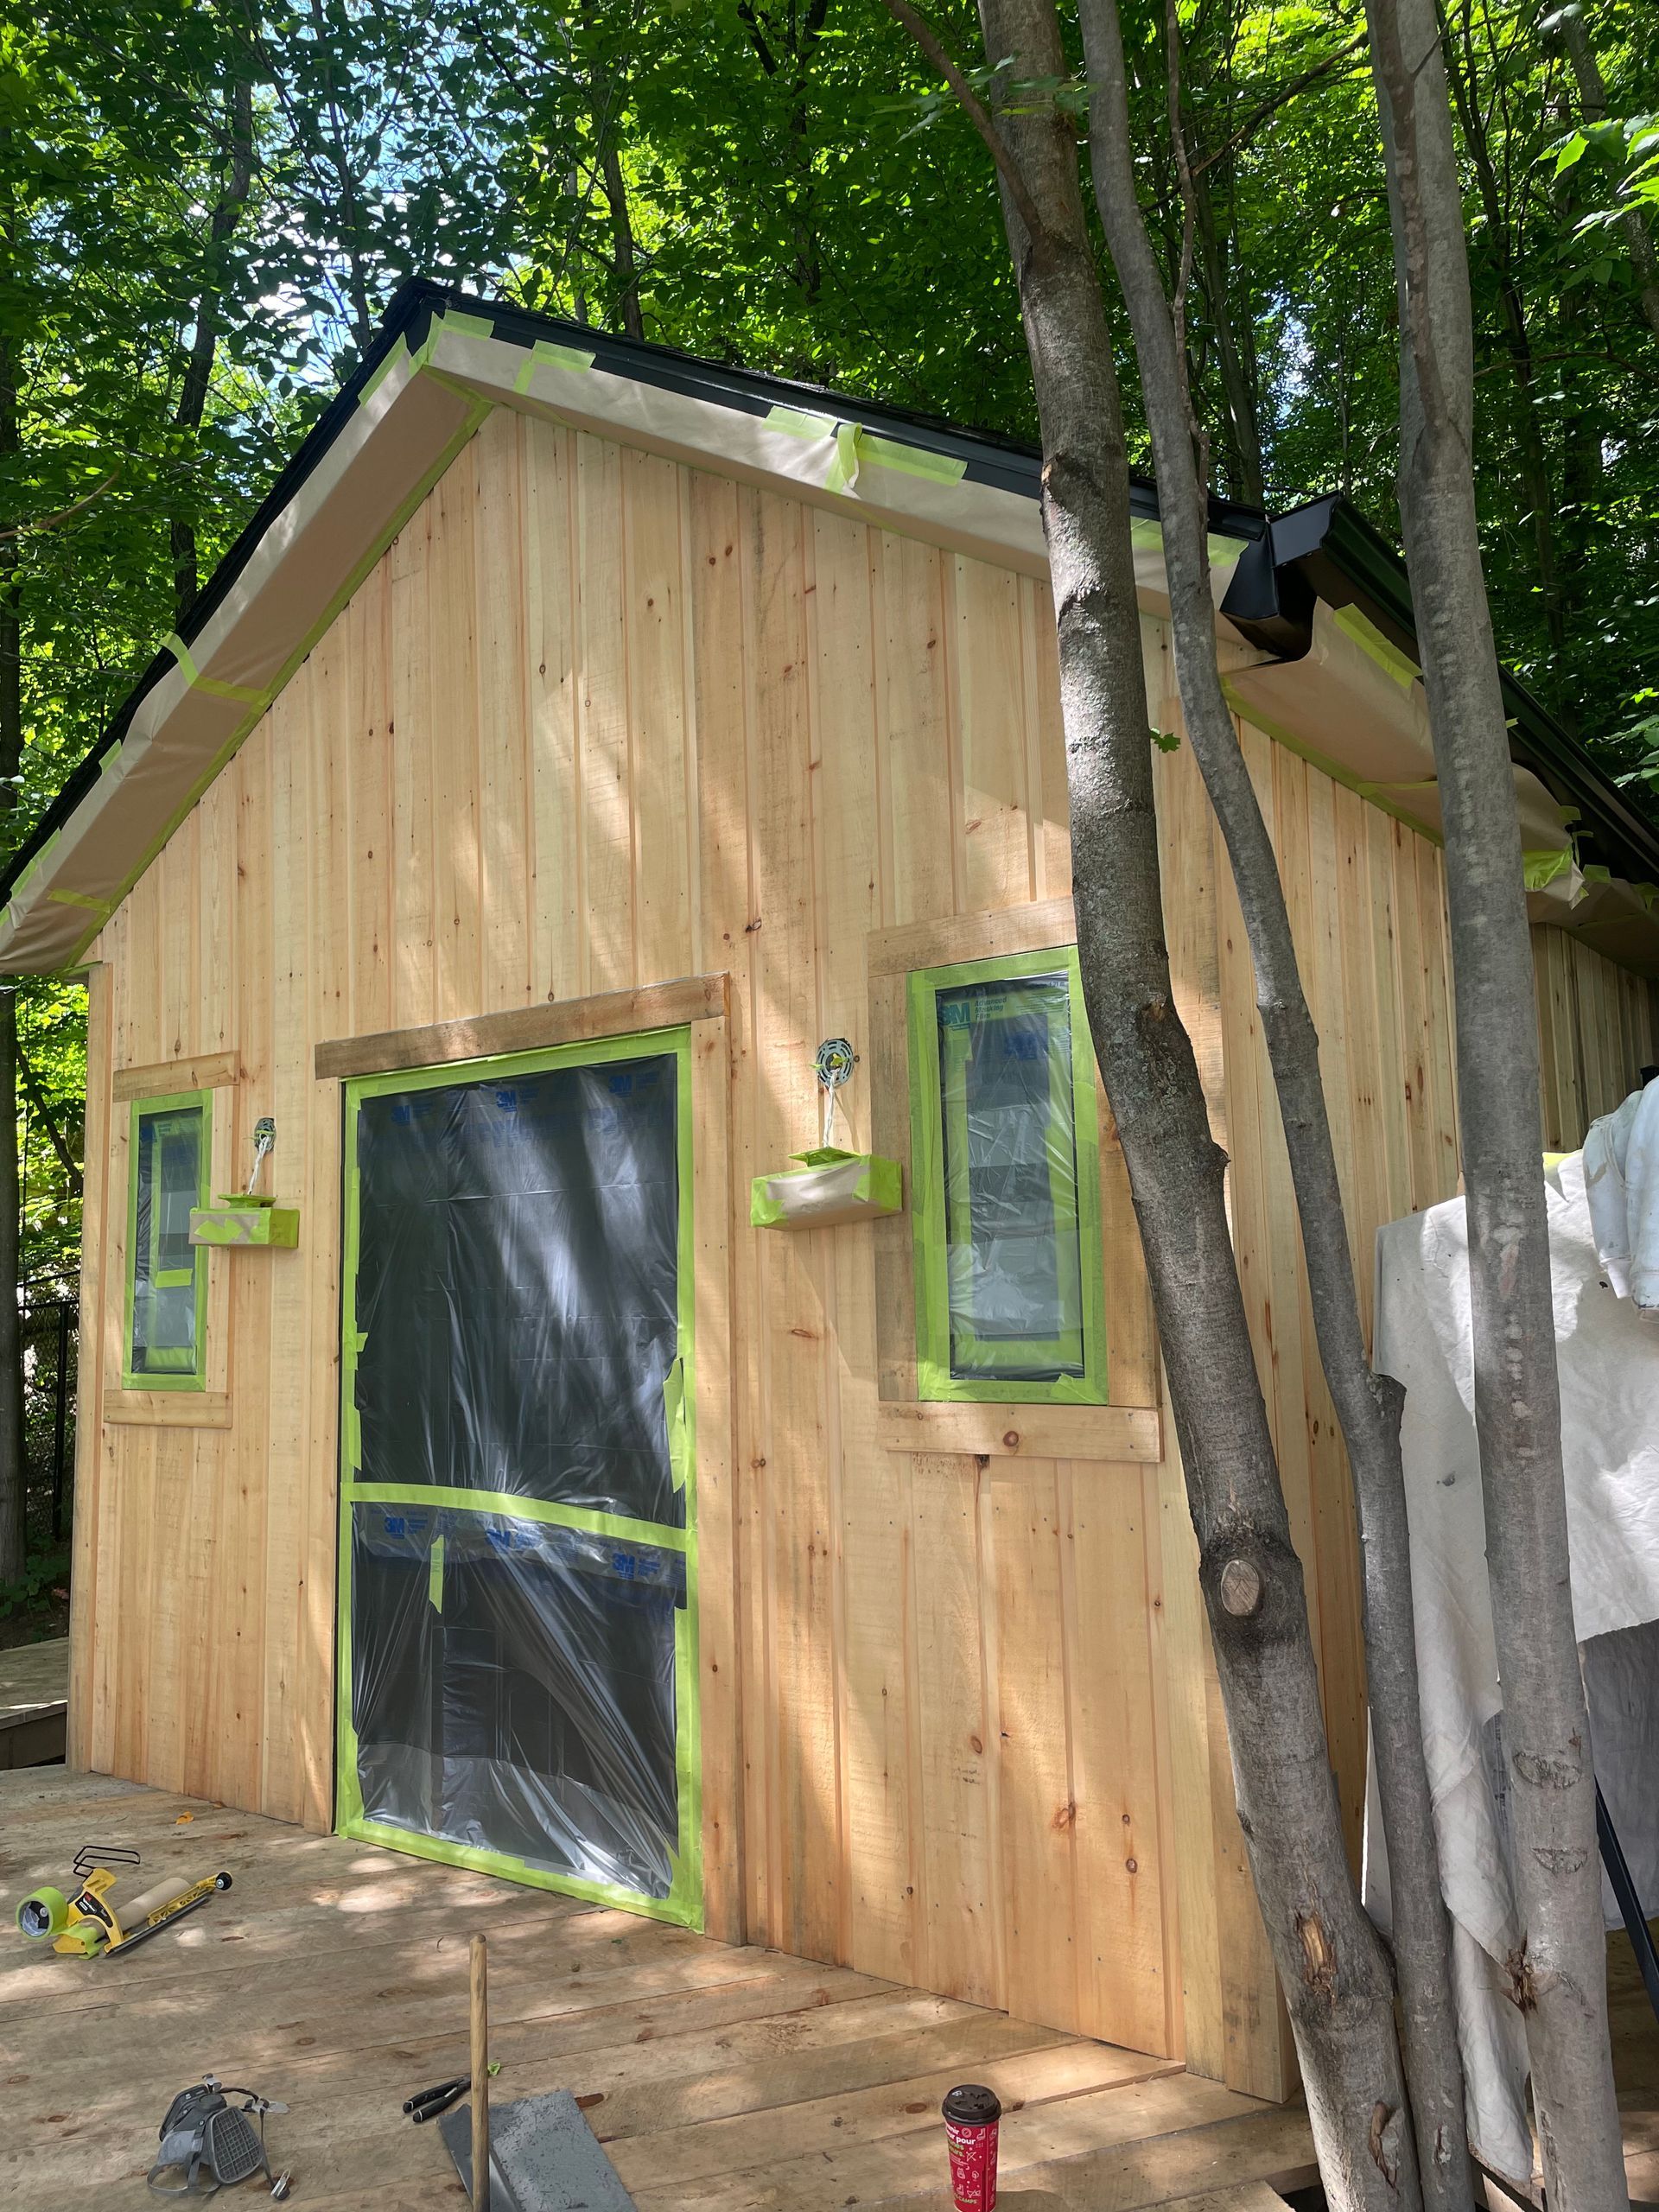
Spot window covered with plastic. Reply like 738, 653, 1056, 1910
909, 951, 1107, 1403
337, 1033, 700, 1926
127, 1092, 208, 1384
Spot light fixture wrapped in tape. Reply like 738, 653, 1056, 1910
188, 1113, 299, 1248
751, 1039, 903, 1230
751, 1146, 902, 1230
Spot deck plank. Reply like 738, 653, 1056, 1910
0, 1773, 1296, 2212
0, 1637, 69, 1767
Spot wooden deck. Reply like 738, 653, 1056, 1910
0, 1636, 67, 1769
0, 1770, 1313, 2209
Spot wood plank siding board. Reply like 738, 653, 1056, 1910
73, 404, 1659, 2087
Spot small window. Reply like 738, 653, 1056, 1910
909, 948, 1107, 1403
124, 1092, 210, 1388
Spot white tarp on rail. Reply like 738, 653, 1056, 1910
1367, 1136, 1659, 2189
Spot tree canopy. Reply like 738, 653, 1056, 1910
2, 0, 1656, 1287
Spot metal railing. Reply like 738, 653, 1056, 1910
22, 1298, 77, 1551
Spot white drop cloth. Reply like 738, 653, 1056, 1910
1583, 1082, 1659, 1313
1366, 1146, 1659, 2188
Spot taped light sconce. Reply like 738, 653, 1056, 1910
749, 1039, 903, 1230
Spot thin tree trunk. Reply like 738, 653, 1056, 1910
1440, 12, 1565, 659
0, 295, 27, 1587
1079, 3, 1471, 2199
1547, 1, 1659, 340
171, 67, 255, 621
308, 0, 374, 350
598, 138, 644, 339
16, 1045, 81, 1199
888, 2, 1424, 2201
1367, 0, 1628, 2202
1191, 168, 1265, 508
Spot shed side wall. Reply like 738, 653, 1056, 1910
68, 404, 1657, 2084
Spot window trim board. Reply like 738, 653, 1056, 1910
907, 945, 1109, 1406
121, 1086, 213, 1392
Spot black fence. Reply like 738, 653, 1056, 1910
22, 1299, 77, 1553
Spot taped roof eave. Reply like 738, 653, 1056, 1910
0, 282, 1260, 976
4, 278, 1656, 978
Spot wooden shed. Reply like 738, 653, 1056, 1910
11, 280, 1659, 2103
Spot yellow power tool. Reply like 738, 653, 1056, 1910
16, 1844, 232, 1958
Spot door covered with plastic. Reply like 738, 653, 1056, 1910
335, 1029, 701, 1928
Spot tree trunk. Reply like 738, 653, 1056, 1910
1440, 14, 1565, 663
599, 137, 644, 339
1547, 1, 1659, 341
171, 67, 255, 621
0, 303, 26, 1587
1367, 0, 1628, 2202
1078, 3, 1471, 2199
901, 1, 1429, 2200
1190, 162, 1265, 509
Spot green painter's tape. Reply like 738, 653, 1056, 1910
908, 944, 1109, 1407
857, 429, 967, 486
664, 1357, 690, 1492
766, 405, 969, 497
12, 830, 61, 900
1332, 603, 1420, 691
47, 889, 111, 914
162, 632, 266, 707
358, 338, 408, 407
826, 421, 862, 494
512, 339, 597, 393
337, 1810, 702, 1929
346, 1483, 689, 1554
121, 1088, 213, 1393
429, 1534, 445, 1611
49, 397, 494, 976
438, 309, 497, 345
765, 404, 834, 440
336, 1025, 703, 1930
749, 1149, 902, 1227
824, 419, 969, 497
1524, 847, 1578, 893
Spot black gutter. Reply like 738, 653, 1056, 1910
1257, 494, 1659, 889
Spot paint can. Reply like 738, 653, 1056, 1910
942, 2082, 1001, 2210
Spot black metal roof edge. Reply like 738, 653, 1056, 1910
10, 280, 1654, 917
2, 277, 1269, 912
428, 281, 1267, 538
1268, 493, 1659, 887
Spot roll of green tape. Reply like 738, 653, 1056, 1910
16, 1885, 69, 1941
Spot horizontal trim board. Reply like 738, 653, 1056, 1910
112, 1050, 239, 1102
315, 974, 729, 1082
875, 1398, 1162, 1463
105, 1390, 232, 1429
868, 898, 1078, 979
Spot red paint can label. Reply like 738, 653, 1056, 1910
943, 2112, 999, 2210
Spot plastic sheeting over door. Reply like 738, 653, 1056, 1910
335, 1031, 702, 1927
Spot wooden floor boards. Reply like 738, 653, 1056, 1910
0, 1771, 1302, 2209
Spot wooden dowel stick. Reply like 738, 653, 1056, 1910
470, 1931, 490, 2212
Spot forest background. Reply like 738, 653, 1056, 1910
2, 0, 1656, 1554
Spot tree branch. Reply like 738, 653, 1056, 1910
0, 470, 120, 543
1192, 30, 1370, 176
15, 1045, 80, 1199
877, 0, 1051, 251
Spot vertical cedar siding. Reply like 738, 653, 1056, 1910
73, 404, 1656, 2087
